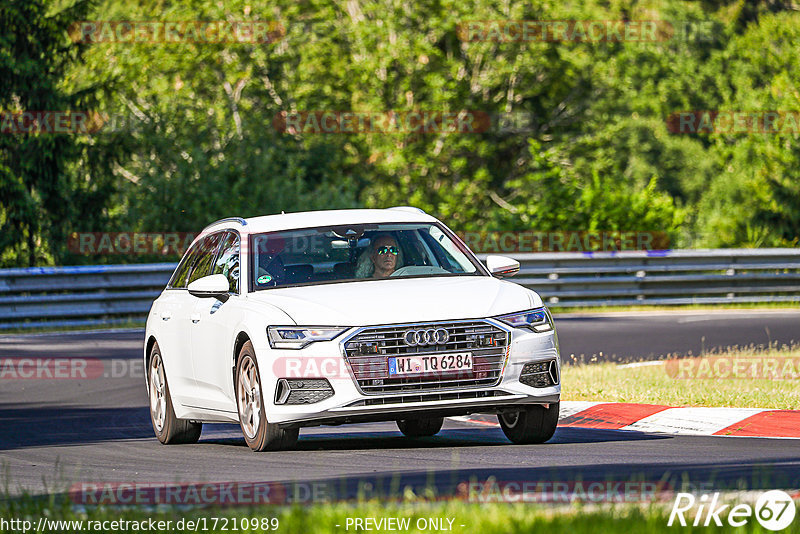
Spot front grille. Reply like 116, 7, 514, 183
342, 320, 509, 395
519, 360, 559, 388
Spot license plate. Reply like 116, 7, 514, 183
388, 353, 473, 376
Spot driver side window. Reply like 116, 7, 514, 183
169, 240, 203, 289
186, 233, 224, 285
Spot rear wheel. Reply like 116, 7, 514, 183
148, 343, 202, 444
236, 341, 299, 451
498, 402, 559, 444
396, 416, 444, 437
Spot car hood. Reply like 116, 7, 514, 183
245, 276, 540, 326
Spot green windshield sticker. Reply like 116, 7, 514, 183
257, 274, 272, 284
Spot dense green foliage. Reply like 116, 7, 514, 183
2, 0, 799, 266
0, 0, 116, 266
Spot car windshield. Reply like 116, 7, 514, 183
250, 222, 483, 289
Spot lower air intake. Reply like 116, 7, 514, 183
519, 360, 559, 388
274, 378, 334, 405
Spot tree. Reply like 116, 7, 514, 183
696, 12, 800, 246
69, 0, 361, 243
0, 0, 117, 266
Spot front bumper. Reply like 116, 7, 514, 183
255, 318, 560, 427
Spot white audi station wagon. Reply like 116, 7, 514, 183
144, 207, 561, 451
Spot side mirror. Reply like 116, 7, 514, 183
188, 274, 230, 301
485, 255, 520, 278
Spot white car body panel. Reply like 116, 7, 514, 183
148, 290, 198, 409
204, 208, 439, 236
245, 276, 541, 326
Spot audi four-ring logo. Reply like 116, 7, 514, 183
403, 328, 449, 346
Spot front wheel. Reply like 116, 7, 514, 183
148, 343, 202, 444
498, 402, 559, 444
236, 341, 299, 451
396, 416, 444, 437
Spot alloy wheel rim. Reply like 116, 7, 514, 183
501, 411, 520, 428
149, 356, 166, 432
238, 357, 261, 439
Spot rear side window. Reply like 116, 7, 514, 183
212, 231, 240, 293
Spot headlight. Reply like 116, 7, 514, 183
267, 326, 348, 349
496, 308, 553, 333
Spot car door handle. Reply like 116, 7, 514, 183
190, 313, 201, 323
161, 312, 171, 321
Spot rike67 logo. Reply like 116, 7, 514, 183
668, 490, 796, 530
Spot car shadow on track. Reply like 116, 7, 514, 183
0, 404, 669, 452
199, 425, 671, 451
0, 405, 153, 451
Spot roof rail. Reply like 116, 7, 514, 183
387, 206, 426, 214
203, 217, 248, 231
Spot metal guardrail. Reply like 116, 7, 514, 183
507, 248, 800, 308
0, 263, 176, 330
0, 249, 798, 330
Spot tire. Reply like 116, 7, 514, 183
148, 342, 202, 444
396, 416, 444, 437
236, 341, 299, 451
498, 402, 559, 444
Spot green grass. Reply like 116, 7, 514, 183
0, 496, 788, 533
563, 345, 800, 409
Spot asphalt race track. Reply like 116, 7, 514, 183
0, 310, 798, 499
557, 309, 800, 364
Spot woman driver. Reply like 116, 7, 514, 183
369, 235, 400, 278
354, 233, 403, 278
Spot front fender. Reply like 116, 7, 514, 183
228, 297, 295, 412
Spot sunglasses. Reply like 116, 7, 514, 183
376, 245, 399, 255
